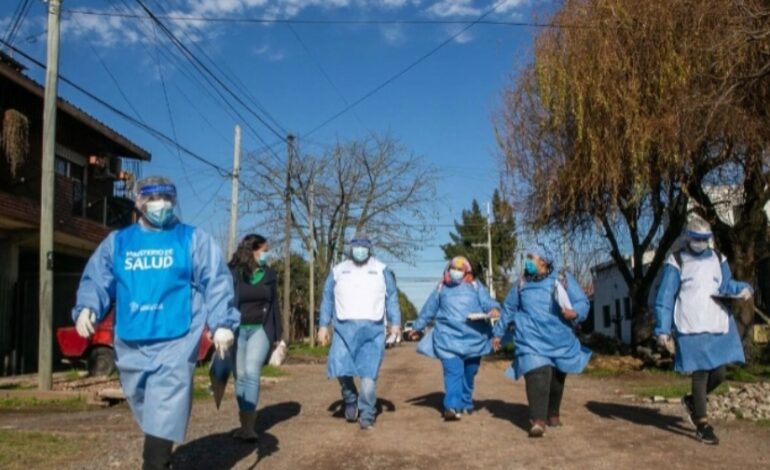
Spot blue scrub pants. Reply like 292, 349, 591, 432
440, 356, 481, 412
339, 376, 377, 423
235, 326, 271, 412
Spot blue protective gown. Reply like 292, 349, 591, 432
319, 260, 400, 380
72, 222, 239, 443
654, 249, 748, 372
493, 270, 591, 380
413, 281, 500, 360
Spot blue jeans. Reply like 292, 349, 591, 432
440, 356, 481, 412
338, 376, 377, 423
235, 326, 271, 412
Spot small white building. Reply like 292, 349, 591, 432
591, 251, 662, 344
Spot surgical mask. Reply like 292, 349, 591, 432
144, 200, 174, 227
524, 259, 538, 276
689, 240, 709, 253
352, 246, 370, 263
448, 269, 465, 283
257, 252, 269, 267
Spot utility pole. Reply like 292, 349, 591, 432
472, 200, 495, 298
282, 135, 294, 343
38, 0, 62, 391
308, 171, 315, 346
227, 124, 241, 259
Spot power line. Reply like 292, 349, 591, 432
63, 8, 606, 29
303, 0, 508, 138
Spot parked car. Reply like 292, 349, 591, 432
56, 310, 215, 376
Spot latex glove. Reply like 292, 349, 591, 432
75, 308, 96, 338
491, 337, 502, 352
318, 326, 330, 347
213, 328, 234, 359
561, 308, 577, 321
657, 334, 675, 354
737, 288, 753, 301
488, 308, 501, 319
389, 325, 401, 337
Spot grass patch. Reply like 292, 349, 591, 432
0, 396, 90, 412
261, 365, 286, 378
289, 343, 329, 358
634, 382, 729, 399
754, 419, 770, 428
0, 430, 78, 469
726, 364, 770, 383
64, 369, 83, 381
583, 367, 624, 378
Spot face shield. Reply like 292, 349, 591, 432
133, 177, 177, 227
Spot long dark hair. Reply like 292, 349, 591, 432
228, 233, 267, 275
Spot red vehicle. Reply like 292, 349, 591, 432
56, 310, 215, 376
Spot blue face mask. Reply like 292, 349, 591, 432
257, 251, 269, 267
352, 246, 370, 263
524, 259, 538, 276
448, 269, 465, 283
144, 200, 174, 227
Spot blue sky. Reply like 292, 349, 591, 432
1, 0, 553, 307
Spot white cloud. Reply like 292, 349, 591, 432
425, 0, 480, 18
253, 44, 287, 61
381, 24, 407, 46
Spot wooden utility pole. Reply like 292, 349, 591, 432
308, 172, 315, 346
486, 201, 495, 298
227, 124, 241, 259
38, 0, 62, 391
282, 135, 294, 342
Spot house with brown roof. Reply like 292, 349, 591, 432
0, 50, 151, 376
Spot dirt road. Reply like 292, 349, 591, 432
2, 343, 769, 469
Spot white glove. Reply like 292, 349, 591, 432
737, 288, 753, 301
213, 328, 234, 359
657, 335, 675, 354
389, 325, 402, 337
75, 308, 96, 338
318, 327, 330, 347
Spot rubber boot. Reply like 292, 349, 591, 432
233, 411, 259, 441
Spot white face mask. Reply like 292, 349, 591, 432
144, 200, 174, 227
689, 240, 710, 253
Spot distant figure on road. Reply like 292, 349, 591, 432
408, 256, 500, 421
317, 231, 401, 430
71, 176, 239, 470
492, 248, 591, 438
655, 216, 753, 445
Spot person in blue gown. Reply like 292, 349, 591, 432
72, 176, 239, 469
408, 256, 500, 420
655, 217, 753, 445
317, 232, 401, 430
491, 248, 590, 438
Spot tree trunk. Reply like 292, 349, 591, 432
630, 282, 654, 346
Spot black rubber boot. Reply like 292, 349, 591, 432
143, 434, 173, 470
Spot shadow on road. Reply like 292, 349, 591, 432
406, 392, 443, 414
172, 401, 301, 469
406, 392, 531, 431
327, 398, 396, 419
585, 401, 695, 439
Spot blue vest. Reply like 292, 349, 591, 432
114, 223, 194, 341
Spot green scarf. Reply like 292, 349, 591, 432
249, 267, 265, 285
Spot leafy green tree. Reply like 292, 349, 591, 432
398, 290, 418, 322
441, 190, 517, 298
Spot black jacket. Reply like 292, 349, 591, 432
231, 267, 283, 345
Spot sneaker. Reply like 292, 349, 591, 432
695, 423, 719, 445
359, 420, 374, 431
681, 395, 696, 426
344, 403, 359, 423
547, 416, 562, 427
443, 409, 462, 421
529, 421, 545, 438
462, 408, 474, 416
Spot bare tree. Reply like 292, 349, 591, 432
241, 135, 437, 298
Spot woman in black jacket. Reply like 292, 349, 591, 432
228, 234, 282, 441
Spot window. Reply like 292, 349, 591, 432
624, 297, 632, 320
602, 305, 611, 328
54, 155, 84, 182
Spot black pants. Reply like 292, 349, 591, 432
524, 366, 566, 422
692, 366, 726, 421
143, 434, 173, 470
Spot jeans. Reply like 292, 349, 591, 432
339, 376, 377, 423
524, 365, 566, 422
235, 326, 271, 412
692, 365, 726, 421
440, 356, 481, 412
